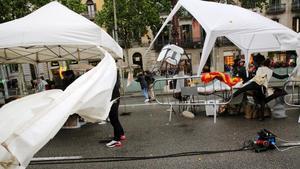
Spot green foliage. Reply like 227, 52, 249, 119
0, 0, 86, 23
239, 0, 268, 9
95, 0, 171, 48
57, 0, 86, 13
0, 0, 32, 23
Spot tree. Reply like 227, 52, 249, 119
0, 0, 86, 23
30, 0, 86, 13
0, 0, 31, 23
95, 0, 171, 49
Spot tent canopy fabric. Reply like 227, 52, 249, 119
0, 52, 117, 168
149, 0, 300, 75
0, 1, 123, 63
157, 44, 184, 65
69, 63, 94, 71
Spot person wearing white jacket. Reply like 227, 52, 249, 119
231, 59, 288, 120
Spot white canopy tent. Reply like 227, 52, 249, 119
0, 2, 123, 168
0, 1, 123, 98
148, 0, 300, 75
0, 1, 123, 63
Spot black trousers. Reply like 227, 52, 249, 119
233, 81, 265, 98
265, 88, 287, 103
109, 99, 124, 141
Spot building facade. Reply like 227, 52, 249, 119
263, 0, 300, 67
5, 0, 299, 87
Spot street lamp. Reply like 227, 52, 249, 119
113, 0, 118, 42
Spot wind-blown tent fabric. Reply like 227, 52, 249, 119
0, 1, 123, 63
0, 52, 117, 168
149, 0, 300, 75
157, 44, 184, 65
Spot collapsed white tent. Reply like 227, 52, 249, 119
0, 1, 123, 63
0, 52, 117, 168
157, 44, 184, 65
149, 0, 300, 75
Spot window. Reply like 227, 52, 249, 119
86, 0, 96, 18
293, 0, 300, 4
181, 25, 192, 41
269, 0, 280, 5
51, 61, 59, 67
9, 64, 18, 73
272, 18, 279, 22
88, 60, 101, 66
293, 17, 300, 32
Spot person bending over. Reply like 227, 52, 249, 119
231, 59, 288, 120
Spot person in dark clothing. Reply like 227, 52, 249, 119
135, 71, 150, 102
237, 59, 248, 83
232, 58, 240, 77
145, 70, 155, 101
106, 71, 125, 148
52, 69, 64, 90
62, 70, 76, 90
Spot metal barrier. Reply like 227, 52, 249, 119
283, 80, 300, 123
153, 75, 233, 123
284, 80, 300, 107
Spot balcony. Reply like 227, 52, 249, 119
292, 1, 300, 13
266, 4, 286, 15
153, 38, 204, 51
153, 37, 236, 51
178, 38, 203, 49
216, 37, 234, 47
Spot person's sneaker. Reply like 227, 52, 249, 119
106, 140, 122, 148
144, 99, 150, 103
120, 135, 126, 141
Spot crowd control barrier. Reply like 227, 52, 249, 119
152, 75, 234, 123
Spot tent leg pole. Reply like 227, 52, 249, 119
169, 104, 173, 122
121, 68, 127, 113
0, 65, 9, 99
34, 63, 39, 79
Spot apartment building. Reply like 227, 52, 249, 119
263, 0, 300, 67
81, 0, 104, 20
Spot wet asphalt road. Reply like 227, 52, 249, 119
28, 97, 300, 169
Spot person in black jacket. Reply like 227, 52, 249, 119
135, 71, 150, 102
145, 70, 155, 101
106, 70, 125, 148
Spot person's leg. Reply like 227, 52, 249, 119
258, 100, 266, 121
147, 85, 151, 99
149, 84, 155, 100
143, 88, 149, 99
108, 100, 124, 141
252, 89, 266, 121
265, 88, 287, 103
232, 82, 261, 98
